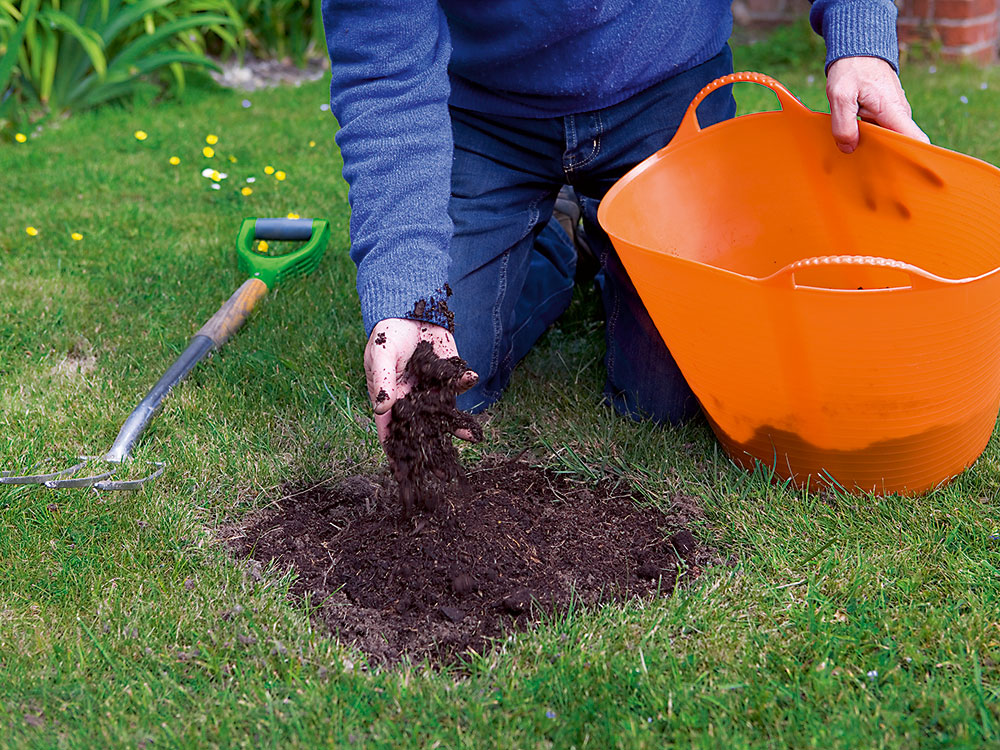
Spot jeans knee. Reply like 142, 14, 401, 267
603, 381, 701, 426
457, 380, 502, 414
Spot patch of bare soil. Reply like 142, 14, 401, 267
49, 340, 96, 378
209, 55, 328, 91
237, 457, 712, 666
235, 342, 715, 666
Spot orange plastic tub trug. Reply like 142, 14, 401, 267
598, 72, 1000, 496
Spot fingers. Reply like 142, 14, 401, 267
452, 427, 480, 443
826, 56, 929, 154
374, 410, 392, 448
457, 369, 479, 394
366, 336, 400, 457
858, 102, 930, 144
829, 91, 861, 154
366, 349, 398, 416
365, 321, 410, 416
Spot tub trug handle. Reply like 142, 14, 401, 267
763, 255, 950, 291
671, 71, 810, 147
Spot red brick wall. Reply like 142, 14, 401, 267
733, 0, 1000, 62
898, 0, 999, 62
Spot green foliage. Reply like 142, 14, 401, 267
736, 16, 826, 72
226, 0, 325, 65
0, 0, 241, 126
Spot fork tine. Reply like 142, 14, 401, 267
44, 466, 117, 489
92, 463, 165, 491
0, 459, 91, 485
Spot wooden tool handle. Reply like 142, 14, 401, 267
196, 277, 270, 348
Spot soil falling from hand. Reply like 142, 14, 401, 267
384, 340, 482, 517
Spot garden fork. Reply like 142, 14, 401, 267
0, 217, 330, 490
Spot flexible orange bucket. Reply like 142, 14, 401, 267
598, 72, 1000, 496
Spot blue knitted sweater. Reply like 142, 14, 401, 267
322, 0, 900, 336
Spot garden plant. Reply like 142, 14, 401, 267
1, 21, 999, 748
0, 0, 323, 133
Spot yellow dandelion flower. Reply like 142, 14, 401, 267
275, 170, 286, 181
228, 155, 237, 163
71, 232, 83, 241
206, 134, 219, 145
258, 240, 269, 253
203, 146, 215, 158
210, 170, 222, 181
264, 165, 275, 175
169, 156, 181, 166
25, 226, 38, 236
134, 130, 148, 141
15, 132, 27, 143
286, 212, 300, 219
241, 187, 253, 196
309, 140, 316, 148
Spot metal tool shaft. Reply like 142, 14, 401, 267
103, 335, 215, 463
105, 277, 269, 464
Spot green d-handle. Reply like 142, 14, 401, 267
236, 217, 331, 289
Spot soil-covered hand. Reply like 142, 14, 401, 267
364, 318, 479, 449
826, 56, 930, 154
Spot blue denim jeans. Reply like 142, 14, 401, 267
449, 46, 736, 423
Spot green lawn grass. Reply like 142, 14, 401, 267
1, 38, 999, 748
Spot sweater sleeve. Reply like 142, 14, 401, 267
809, 0, 900, 73
322, 0, 455, 337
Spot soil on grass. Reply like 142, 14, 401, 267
238, 457, 713, 666
237, 343, 714, 665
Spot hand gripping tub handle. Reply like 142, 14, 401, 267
763, 255, 950, 291
672, 71, 810, 147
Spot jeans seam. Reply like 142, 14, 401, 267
494, 191, 546, 382
489, 188, 544, 393
506, 284, 573, 347
564, 111, 603, 172
605, 251, 620, 385
489, 248, 511, 384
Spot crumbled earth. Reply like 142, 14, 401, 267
383, 340, 482, 517
406, 286, 455, 332
238, 456, 714, 666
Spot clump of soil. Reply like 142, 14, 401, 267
383, 340, 482, 517
406, 286, 455, 332
238, 456, 714, 666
